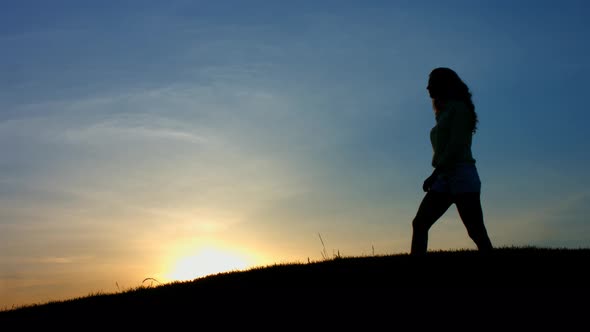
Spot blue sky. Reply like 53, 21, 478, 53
1, 0, 589, 309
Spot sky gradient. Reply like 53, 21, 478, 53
1, 0, 589, 309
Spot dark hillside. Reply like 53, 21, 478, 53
1, 247, 588, 329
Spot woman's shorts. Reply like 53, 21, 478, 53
431, 163, 481, 194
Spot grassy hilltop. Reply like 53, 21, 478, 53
1, 246, 588, 328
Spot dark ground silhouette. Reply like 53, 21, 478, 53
1, 247, 588, 329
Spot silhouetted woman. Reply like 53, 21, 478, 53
411, 67, 493, 255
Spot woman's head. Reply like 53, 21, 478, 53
427, 67, 469, 100
427, 67, 478, 133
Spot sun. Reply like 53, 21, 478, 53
165, 246, 253, 282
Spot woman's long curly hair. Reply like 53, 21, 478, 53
427, 67, 478, 133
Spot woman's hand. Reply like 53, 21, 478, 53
422, 169, 440, 192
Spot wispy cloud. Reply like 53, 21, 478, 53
62, 117, 209, 145
37, 256, 79, 264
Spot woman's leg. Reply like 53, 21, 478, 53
454, 192, 493, 252
411, 191, 453, 255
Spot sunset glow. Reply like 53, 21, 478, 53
165, 246, 254, 282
